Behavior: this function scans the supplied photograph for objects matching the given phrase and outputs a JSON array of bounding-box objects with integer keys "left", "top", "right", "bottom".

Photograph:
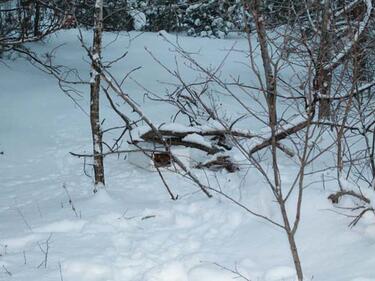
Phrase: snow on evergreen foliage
[
  {"left": 183, "top": 0, "right": 243, "bottom": 38},
  {"left": 131, "top": 0, "right": 247, "bottom": 38},
  {"left": 71, "top": 0, "right": 248, "bottom": 38},
  {"left": 130, "top": 0, "right": 185, "bottom": 32},
  {"left": 73, "top": 0, "right": 133, "bottom": 31},
  {"left": 129, "top": 9, "right": 147, "bottom": 31}
]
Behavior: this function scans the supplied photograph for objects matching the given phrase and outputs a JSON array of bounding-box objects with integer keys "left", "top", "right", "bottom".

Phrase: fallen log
[
  {"left": 133, "top": 136, "right": 223, "bottom": 155},
  {"left": 138, "top": 125, "right": 296, "bottom": 157},
  {"left": 328, "top": 190, "right": 371, "bottom": 204},
  {"left": 195, "top": 156, "right": 240, "bottom": 173}
]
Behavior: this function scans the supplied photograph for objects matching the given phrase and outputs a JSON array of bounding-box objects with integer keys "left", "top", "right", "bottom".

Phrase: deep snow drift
[{"left": 0, "top": 30, "right": 375, "bottom": 281}]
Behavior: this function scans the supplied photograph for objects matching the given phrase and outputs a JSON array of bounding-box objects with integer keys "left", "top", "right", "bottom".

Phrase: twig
[
  {"left": 212, "top": 262, "right": 251, "bottom": 281},
  {"left": 58, "top": 261, "right": 64, "bottom": 281},
  {"left": 328, "top": 190, "right": 371, "bottom": 204},
  {"left": 2, "top": 265, "right": 12, "bottom": 276},
  {"left": 141, "top": 215, "right": 156, "bottom": 220},
  {"left": 349, "top": 207, "right": 375, "bottom": 228},
  {"left": 15, "top": 207, "right": 33, "bottom": 232},
  {"left": 62, "top": 184, "right": 79, "bottom": 218},
  {"left": 155, "top": 166, "right": 178, "bottom": 200},
  {"left": 37, "top": 233, "right": 53, "bottom": 269}
]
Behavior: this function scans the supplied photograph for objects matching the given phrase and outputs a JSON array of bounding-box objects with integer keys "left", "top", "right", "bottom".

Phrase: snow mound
[
  {"left": 188, "top": 264, "right": 239, "bottom": 281},
  {"left": 83, "top": 189, "right": 118, "bottom": 208},
  {"left": 364, "top": 225, "right": 375, "bottom": 240},
  {"left": 182, "top": 133, "right": 212, "bottom": 149},
  {"left": 146, "top": 261, "right": 188, "bottom": 281},
  {"left": 34, "top": 219, "right": 87, "bottom": 233},
  {"left": 63, "top": 260, "right": 112, "bottom": 281},
  {"left": 0, "top": 234, "right": 42, "bottom": 251},
  {"left": 264, "top": 266, "right": 297, "bottom": 281}
]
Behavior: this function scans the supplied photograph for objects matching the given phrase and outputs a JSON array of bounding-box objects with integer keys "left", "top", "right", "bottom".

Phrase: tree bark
[
  {"left": 90, "top": 0, "right": 105, "bottom": 189},
  {"left": 315, "top": 0, "right": 332, "bottom": 120},
  {"left": 33, "top": 1, "right": 40, "bottom": 37},
  {"left": 247, "top": 1, "right": 304, "bottom": 279}
]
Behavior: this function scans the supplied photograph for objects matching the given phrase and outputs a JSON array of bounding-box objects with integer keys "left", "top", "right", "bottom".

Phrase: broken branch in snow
[
  {"left": 141, "top": 127, "right": 255, "bottom": 140},
  {"left": 138, "top": 126, "right": 295, "bottom": 157},
  {"left": 2, "top": 265, "right": 12, "bottom": 276},
  {"left": 195, "top": 156, "right": 239, "bottom": 173},
  {"left": 37, "top": 233, "right": 53, "bottom": 269},
  {"left": 211, "top": 262, "right": 251, "bottom": 281},
  {"left": 155, "top": 165, "right": 178, "bottom": 200},
  {"left": 328, "top": 190, "right": 371, "bottom": 204},
  {"left": 137, "top": 130, "right": 224, "bottom": 155},
  {"left": 349, "top": 207, "right": 375, "bottom": 227},
  {"left": 62, "top": 184, "right": 80, "bottom": 218}
]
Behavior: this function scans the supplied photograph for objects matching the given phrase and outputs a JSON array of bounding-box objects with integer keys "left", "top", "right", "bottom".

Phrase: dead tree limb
[
  {"left": 195, "top": 156, "right": 239, "bottom": 173},
  {"left": 249, "top": 120, "right": 309, "bottom": 155},
  {"left": 328, "top": 190, "right": 371, "bottom": 204}
]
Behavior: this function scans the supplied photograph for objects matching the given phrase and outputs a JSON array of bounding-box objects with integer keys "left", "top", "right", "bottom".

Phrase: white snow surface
[
  {"left": 0, "top": 30, "right": 375, "bottom": 281},
  {"left": 182, "top": 133, "right": 212, "bottom": 149}
]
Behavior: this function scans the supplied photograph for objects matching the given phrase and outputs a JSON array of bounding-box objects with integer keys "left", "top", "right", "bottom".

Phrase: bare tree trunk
[
  {"left": 90, "top": 0, "right": 105, "bottom": 189},
  {"left": 352, "top": 3, "right": 369, "bottom": 82},
  {"left": 33, "top": 1, "right": 40, "bottom": 37},
  {"left": 315, "top": 0, "right": 332, "bottom": 120},
  {"left": 249, "top": 1, "right": 304, "bottom": 279},
  {"left": 279, "top": 200, "right": 304, "bottom": 281},
  {"left": 353, "top": 38, "right": 368, "bottom": 82}
]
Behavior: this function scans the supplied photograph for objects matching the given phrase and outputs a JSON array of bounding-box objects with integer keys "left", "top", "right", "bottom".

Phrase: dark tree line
[
  {"left": 2, "top": 0, "right": 374, "bottom": 42},
  {"left": 0, "top": 0, "right": 66, "bottom": 56}
]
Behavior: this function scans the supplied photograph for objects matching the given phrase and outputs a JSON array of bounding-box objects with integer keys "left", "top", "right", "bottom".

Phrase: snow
[
  {"left": 1, "top": 234, "right": 43, "bottom": 252},
  {"left": 188, "top": 264, "right": 239, "bottom": 281},
  {"left": 182, "top": 133, "right": 212, "bottom": 149},
  {"left": 95, "top": 0, "right": 103, "bottom": 9},
  {"left": 92, "top": 53, "right": 100, "bottom": 61},
  {"left": 33, "top": 220, "right": 87, "bottom": 233},
  {"left": 127, "top": 142, "right": 164, "bottom": 171},
  {"left": 159, "top": 123, "right": 200, "bottom": 133},
  {"left": 63, "top": 260, "right": 112, "bottom": 281},
  {"left": 264, "top": 266, "right": 296, "bottom": 281},
  {"left": 0, "top": 29, "right": 375, "bottom": 281},
  {"left": 146, "top": 261, "right": 189, "bottom": 281},
  {"left": 129, "top": 10, "right": 146, "bottom": 31}
]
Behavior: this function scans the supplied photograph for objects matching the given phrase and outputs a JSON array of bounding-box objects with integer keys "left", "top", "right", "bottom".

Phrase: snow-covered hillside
[{"left": 0, "top": 30, "right": 374, "bottom": 281}]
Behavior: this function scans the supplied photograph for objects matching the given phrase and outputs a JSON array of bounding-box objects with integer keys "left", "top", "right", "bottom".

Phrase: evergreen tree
[{"left": 183, "top": 0, "right": 243, "bottom": 38}]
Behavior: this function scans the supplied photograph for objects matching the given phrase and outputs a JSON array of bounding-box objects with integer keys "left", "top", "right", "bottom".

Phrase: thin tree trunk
[
  {"left": 90, "top": 0, "right": 105, "bottom": 189},
  {"left": 33, "top": 1, "right": 40, "bottom": 36},
  {"left": 248, "top": 1, "right": 304, "bottom": 279},
  {"left": 315, "top": 0, "right": 332, "bottom": 120},
  {"left": 279, "top": 200, "right": 304, "bottom": 281}
]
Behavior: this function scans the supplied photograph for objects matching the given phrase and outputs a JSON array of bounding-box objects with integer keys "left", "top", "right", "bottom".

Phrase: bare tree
[
  {"left": 90, "top": 0, "right": 105, "bottom": 189},
  {"left": 305, "top": 0, "right": 373, "bottom": 119},
  {"left": 117, "top": 8, "right": 325, "bottom": 281}
]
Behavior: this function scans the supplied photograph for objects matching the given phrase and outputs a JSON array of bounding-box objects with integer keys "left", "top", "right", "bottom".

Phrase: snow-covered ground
[{"left": 1, "top": 30, "right": 375, "bottom": 281}]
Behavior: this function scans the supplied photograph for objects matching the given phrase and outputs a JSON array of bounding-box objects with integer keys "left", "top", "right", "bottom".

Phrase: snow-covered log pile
[
  {"left": 128, "top": 123, "right": 255, "bottom": 171},
  {"left": 132, "top": 123, "right": 255, "bottom": 154},
  {"left": 128, "top": 121, "right": 301, "bottom": 172}
]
